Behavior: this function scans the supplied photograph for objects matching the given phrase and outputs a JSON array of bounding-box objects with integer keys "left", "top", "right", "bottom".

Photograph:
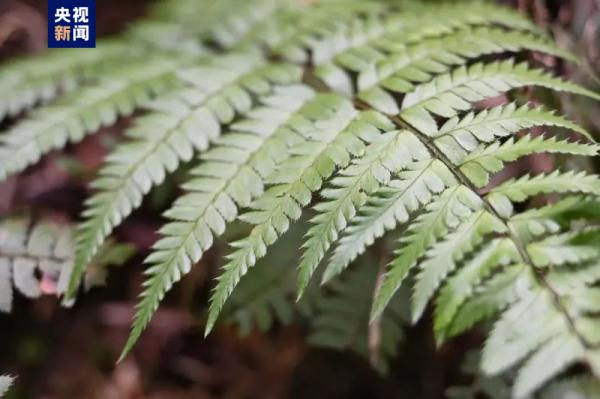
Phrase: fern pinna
[{"left": 1, "top": 0, "right": 600, "bottom": 396}]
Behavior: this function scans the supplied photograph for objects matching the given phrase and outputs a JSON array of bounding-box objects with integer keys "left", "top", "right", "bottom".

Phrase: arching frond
[
  {"left": 434, "top": 239, "right": 519, "bottom": 343},
  {"left": 435, "top": 103, "right": 594, "bottom": 164},
  {"left": 324, "top": 159, "right": 455, "bottom": 282},
  {"left": 372, "top": 185, "right": 484, "bottom": 319},
  {"left": 0, "top": 55, "right": 189, "bottom": 182},
  {"left": 69, "top": 59, "right": 302, "bottom": 297},
  {"left": 0, "top": 42, "right": 130, "bottom": 121},
  {"left": 488, "top": 170, "right": 600, "bottom": 217},
  {"left": 459, "top": 135, "right": 600, "bottom": 187},
  {"left": 120, "top": 85, "right": 317, "bottom": 358},
  {"left": 332, "top": 25, "right": 576, "bottom": 98},
  {"left": 398, "top": 60, "right": 600, "bottom": 134},
  {"left": 411, "top": 210, "right": 506, "bottom": 322},
  {"left": 205, "top": 98, "right": 393, "bottom": 334},
  {"left": 297, "top": 129, "right": 429, "bottom": 297},
  {"left": 1, "top": 1, "right": 600, "bottom": 395}
]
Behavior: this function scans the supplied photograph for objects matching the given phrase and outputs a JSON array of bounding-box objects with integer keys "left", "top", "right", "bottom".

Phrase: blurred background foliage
[{"left": 0, "top": 0, "right": 598, "bottom": 398}]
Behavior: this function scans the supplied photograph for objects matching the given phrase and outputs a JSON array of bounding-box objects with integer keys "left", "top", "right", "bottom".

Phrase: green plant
[
  {"left": 0, "top": 217, "right": 134, "bottom": 312},
  {"left": 0, "top": 375, "right": 13, "bottom": 398},
  {"left": 448, "top": 352, "right": 600, "bottom": 399},
  {"left": 2, "top": 0, "right": 600, "bottom": 396}
]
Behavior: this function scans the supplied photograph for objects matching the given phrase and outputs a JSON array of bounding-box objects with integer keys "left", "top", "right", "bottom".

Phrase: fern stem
[{"left": 368, "top": 244, "right": 388, "bottom": 368}]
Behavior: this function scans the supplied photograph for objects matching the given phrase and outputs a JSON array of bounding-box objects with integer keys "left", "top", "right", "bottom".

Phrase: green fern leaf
[
  {"left": 316, "top": 2, "right": 550, "bottom": 95},
  {"left": 0, "top": 42, "right": 130, "bottom": 121},
  {"left": 120, "top": 85, "right": 316, "bottom": 358},
  {"left": 526, "top": 229, "right": 600, "bottom": 267},
  {"left": 2, "top": 1, "right": 600, "bottom": 394},
  {"left": 297, "top": 129, "right": 429, "bottom": 298},
  {"left": 447, "top": 263, "right": 527, "bottom": 340},
  {"left": 323, "top": 159, "right": 455, "bottom": 282},
  {"left": 445, "top": 225, "right": 600, "bottom": 397},
  {"left": 459, "top": 135, "right": 600, "bottom": 187},
  {"left": 272, "top": 1, "right": 389, "bottom": 64},
  {"left": 352, "top": 26, "right": 577, "bottom": 102},
  {"left": 488, "top": 170, "right": 600, "bottom": 217},
  {"left": 371, "top": 185, "right": 483, "bottom": 320},
  {"left": 541, "top": 376, "right": 600, "bottom": 399},
  {"left": 434, "top": 103, "right": 594, "bottom": 165},
  {"left": 208, "top": 0, "right": 285, "bottom": 49},
  {"left": 0, "top": 56, "right": 188, "bottom": 182},
  {"left": 434, "top": 239, "right": 519, "bottom": 343},
  {"left": 143, "top": 0, "right": 287, "bottom": 51},
  {"left": 507, "top": 196, "right": 596, "bottom": 242},
  {"left": 483, "top": 290, "right": 587, "bottom": 398},
  {"left": 69, "top": 59, "right": 301, "bottom": 297},
  {"left": 411, "top": 210, "right": 506, "bottom": 322},
  {"left": 205, "top": 97, "right": 392, "bottom": 334},
  {"left": 398, "top": 60, "right": 600, "bottom": 134}
]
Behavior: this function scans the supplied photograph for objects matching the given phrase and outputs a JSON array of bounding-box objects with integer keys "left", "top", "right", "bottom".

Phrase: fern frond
[
  {"left": 0, "top": 43, "right": 130, "bottom": 121},
  {"left": 0, "top": 375, "right": 13, "bottom": 397},
  {"left": 488, "top": 170, "right": 600, "bottom": 217},
  {"left": 526, "top": 229, "right": 600, "bottom": 267},
  {"left": 459, "top": 135, "right": 600, "bottom": 187},
  {"left": 2, "top": 1, "right": 600, "bottom": 394},
  {"left": 348, "top": 26, "right": 575, "bottom": 100},
  {"left": 411, "top": 210, "right": 506, "bottom": 322},
  {"left": 449, "top": 354, "right": 600, "bottom": 399},
  {"left": 207, "top": 0, "right": 285, "bottom": 49},
  {"left": 0, "top": 218, "right": 72, "bottom": 312},
  {"left": 435, "top": 103, "right": 593, "bottom": 164},
  {"left": 69, "top": 58, "right": 301, "bottom": 297},
  {"left": 372, "top": 185, "right": 484, "bottom": 319},
  {"left": 398, "top": 60, "right": 600, "bottom": 134},
  {"left": 0, "top": 56, "right": 188, "bottom": 182},
  {"left": 309, "top": 260, "right": 409, "bottom": 374},
  {"left": 446, "top": 263, "right": 527, "bottom": 340},
  {"left": 120, "top": 85, "right": 316, "bottom": 358},
  {"left": 541, "top": 376, "right": 600, "bottom": 399},
  {"left": 435, "top": 102, "right": 591, "bottom": 140},
  {"left": 323, "top": 159, "right": 455, "bottom": 282},
  {"left": 205, "top": 98, "right": 393, "bottom": 334},
  {"left": 272, "top": 1, "right": 390, "bottom": 64},
  {"left": 434, "top": 239, "right": 519, "bottom": 343},
  {"left": 126, "top": 0, "right": 288, "bottom": 54},
  {"left": 434, "top": 207, "right": 600, "bottom": 397},
  {"left": 144, "top": 0, "right": 287, "bottom": 50},
  {"left": 395, "top": 2, "right": 541, "bottom": 34},
  {"left": 481, "top": 281, "right": 594, "bottom": 398},
  {"left": 507, "top": 196, "right": 595, "bottom": 241},
  {"left": 297, "top": 129, "right": 429, "bottom": 298},
  {"left": 0, "top": 217, "right": 132, "bottom": 312},
  {"left": 223, "top": 219, "right": 305, "bottom": 335}
]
